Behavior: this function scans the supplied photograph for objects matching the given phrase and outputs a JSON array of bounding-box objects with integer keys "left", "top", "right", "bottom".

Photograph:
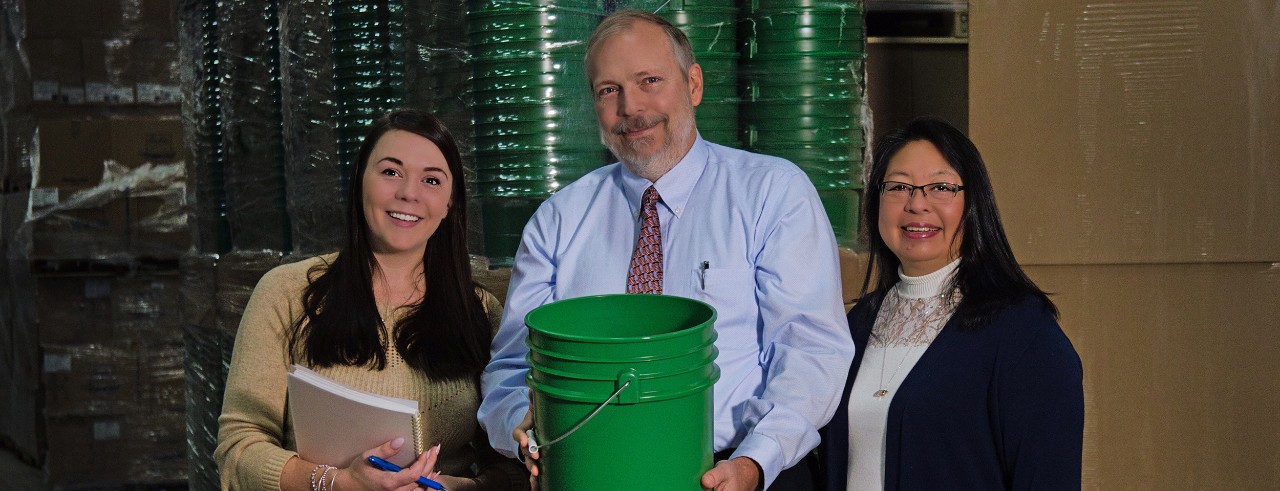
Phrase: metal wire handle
[{"left": 527, "top": 380, "right": 633, "bottom": 455}]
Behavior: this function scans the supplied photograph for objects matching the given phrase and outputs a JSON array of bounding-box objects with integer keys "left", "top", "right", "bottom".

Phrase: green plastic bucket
[{"left": 526, "top": 295, "right": 720, "bottom": 490}]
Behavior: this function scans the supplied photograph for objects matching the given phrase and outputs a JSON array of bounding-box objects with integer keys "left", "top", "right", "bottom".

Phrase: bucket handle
[{"left": 528, "top": 369, "right": 638, "bottom": 454}]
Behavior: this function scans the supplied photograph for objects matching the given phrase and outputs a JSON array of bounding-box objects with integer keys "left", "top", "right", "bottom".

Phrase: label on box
[
  {"left": 43, "top": 353, "right": 72, "bottom": 373},
  {"left": 111, "top": 86, "right": 136, "bottom": 104},
  {"left": 30, "top": 187, "right": 60, "bottom": 208},
  {"left": 32, "top": 80, "right": 59, "bottom": 101},
  {"left": 60, "top": 87, "right": 85, "bottom": 104},
  {"left": 136, "top": 83, "right": 181, "bottom": 104},
  {"left": 85, "top": 82, "right": 112, "bottom": 103},
  {"left": 93, "top": 420, "right": 122, "bottom": 440}
]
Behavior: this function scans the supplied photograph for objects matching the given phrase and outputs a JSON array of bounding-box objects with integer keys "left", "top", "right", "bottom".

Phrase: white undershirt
[{"left": 846, "top": 259, "right": 960, "bottom": 490}]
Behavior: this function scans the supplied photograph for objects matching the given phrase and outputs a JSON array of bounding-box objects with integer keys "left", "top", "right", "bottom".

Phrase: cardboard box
[
  {"left": 109, "top": 118, "right": 184, "bottom": 169},
  {"left": 129, "top": 40, "right": 181, "bottom": 104},
  {"left": 30, "top": 194, "right": 130, "bottom": 260},
  {"left": 138, "top": 343, "right": 185, "bottom": 414},
  {"left": 26, "top": 0, "right": 177, "bottom": 40},
  {"left": 42, "top": 344, "right": 138, "bottom": 417},
  {"left": 130, "top": 190, "right": 191, "bottom": 258},
  {"left": 27, "top": 38, "right": 84, "bottom": 104},
  {"left": 44, "top": 415, "right": 130, "bottom": 487},
  {"left": 102, "top": 0, "right": 179, "bottom": 40},
  {"left": 123, "top": 410, "right": 187, "bottom": 483},
  {"left": 36, "top": 276, "right": 114, "bottom": 345},
  {"left": 112, "top": 274, "right": 183, "bottom": 342},
  {"left": 81, "top": 38, "right": 136, "bottom": 104},
  {"left": 34, "top": 119, "right": 111, "bottom": 193}
]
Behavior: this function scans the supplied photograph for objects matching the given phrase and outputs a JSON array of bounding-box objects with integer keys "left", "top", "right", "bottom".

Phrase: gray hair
[{"left": 585, "top": 10, "right": 696, "bottom": 78}]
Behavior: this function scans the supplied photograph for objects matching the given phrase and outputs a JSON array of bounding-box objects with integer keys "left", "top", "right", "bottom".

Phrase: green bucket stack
[
  {"left": 658, "top": 0, "right": 741, "bottom": 148},
  {"left": 740, "top": 0, "right": 865, "bottom": 246},
  {"left": 332, "top": 0, "right": 407, "bottom": 192},
  {"left": 468, "top": 0, "right": 605, "bottom": 265},
  {"left": 525, "top": 294, "right": 720, "bottom": 490}
]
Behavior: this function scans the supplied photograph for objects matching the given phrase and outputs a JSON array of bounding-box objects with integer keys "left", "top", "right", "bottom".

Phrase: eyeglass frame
[{"left": 878, "top": 181, "right": 966, "bottom": 204}]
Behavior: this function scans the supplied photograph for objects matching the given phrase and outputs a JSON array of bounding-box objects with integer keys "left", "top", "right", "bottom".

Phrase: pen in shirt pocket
[{"left": 699, "top": 261, "right": 709, "bottom": 289}]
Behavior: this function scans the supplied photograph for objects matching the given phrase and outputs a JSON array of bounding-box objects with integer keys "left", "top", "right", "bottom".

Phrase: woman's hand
[{"left": 333, "top": 437, "right": 440, "bottom": 491}]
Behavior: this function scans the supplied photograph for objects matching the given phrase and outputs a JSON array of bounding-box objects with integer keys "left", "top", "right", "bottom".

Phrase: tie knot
[{"left": 642, "top": 186, "right": 660, "bottom": 207}]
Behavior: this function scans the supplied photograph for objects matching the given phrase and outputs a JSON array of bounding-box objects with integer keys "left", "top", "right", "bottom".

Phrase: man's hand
[
  {"left": 513, "top": 409, "right": 540, "bottom": 490},
  {"left": 700, "top": 456, "right": 762, "bottom": 491}
]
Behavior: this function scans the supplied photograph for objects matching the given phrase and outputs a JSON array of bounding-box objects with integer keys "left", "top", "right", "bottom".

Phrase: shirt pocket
[{"left": 691, "top": 267, "right": 757, "bottom": 350}]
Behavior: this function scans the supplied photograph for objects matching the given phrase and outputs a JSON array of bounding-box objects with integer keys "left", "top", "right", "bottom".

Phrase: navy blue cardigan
[{"left": 819, "top": 295, "right": 1084, "bottom": 490}]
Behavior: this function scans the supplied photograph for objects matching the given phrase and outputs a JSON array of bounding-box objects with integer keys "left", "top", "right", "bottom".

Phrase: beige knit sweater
[{"left": 214, "top": 255, "right": 526, "bottom": 490}]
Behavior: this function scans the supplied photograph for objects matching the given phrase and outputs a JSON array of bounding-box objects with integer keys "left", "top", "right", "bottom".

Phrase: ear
[{"left": 687, "top": 62, "right": 704, "bottom": 107}]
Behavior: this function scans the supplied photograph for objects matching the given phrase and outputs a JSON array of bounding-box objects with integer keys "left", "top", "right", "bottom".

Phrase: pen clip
[{"left": 699, "top": 261, "right": 709, "bottom": 289}]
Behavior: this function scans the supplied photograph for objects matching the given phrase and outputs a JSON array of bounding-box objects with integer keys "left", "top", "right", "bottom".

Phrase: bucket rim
[{"left": 525, "top": 294, "right": 717, "bottom": 343}]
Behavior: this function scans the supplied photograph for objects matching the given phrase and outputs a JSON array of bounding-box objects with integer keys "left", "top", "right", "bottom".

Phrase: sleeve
[
  {"left": 998, "top": 308, "right": 1085, "bottom": 490},
  {"left": 478, "top": 205, "right": 558, "bottom": 458},
  {"left": 214, "top": 266, "right": 301, "bottom": 490},
  {"left": 731, "top": 171, "right": 857, "bottom": 488}
]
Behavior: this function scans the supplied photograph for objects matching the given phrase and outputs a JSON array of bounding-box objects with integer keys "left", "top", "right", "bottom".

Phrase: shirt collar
[{"left": 618, "top": 134, "right": 709, "bottom": 218}]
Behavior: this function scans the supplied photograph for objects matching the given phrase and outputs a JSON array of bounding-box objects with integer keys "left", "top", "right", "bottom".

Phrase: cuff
[{"left": 730, "top": 435, "right": 784, "bottom": 490}]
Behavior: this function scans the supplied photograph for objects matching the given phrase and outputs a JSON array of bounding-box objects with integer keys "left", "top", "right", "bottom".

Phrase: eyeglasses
[{"left": 879, "top": 181, "right": 965, "bottom": 204}]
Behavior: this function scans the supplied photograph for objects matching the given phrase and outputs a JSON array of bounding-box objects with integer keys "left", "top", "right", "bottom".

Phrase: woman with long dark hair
[
  {"left": 820, "top": 117, "right": 1084, "bottom": 489},
  {"left": 217, "top": 109, "right": 527, "bottom": 490}
]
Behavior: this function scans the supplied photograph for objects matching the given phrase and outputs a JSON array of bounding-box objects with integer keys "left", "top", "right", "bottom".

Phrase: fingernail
[{"left": 391, "top": 437, "right": 405, "bottom": 449}]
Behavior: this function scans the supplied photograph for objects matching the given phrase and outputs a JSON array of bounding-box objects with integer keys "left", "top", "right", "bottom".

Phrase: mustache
[{"left": 611, "top": 114, "right": 666, "bottom": 135}]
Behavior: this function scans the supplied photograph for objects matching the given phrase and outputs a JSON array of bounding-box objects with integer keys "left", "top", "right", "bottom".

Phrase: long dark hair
[
  {"left": 288, "top": 109, "right": 490, "bottom": 380},
  {"left": 860, "top": 116, "right": 1057, "bottom": 330}
]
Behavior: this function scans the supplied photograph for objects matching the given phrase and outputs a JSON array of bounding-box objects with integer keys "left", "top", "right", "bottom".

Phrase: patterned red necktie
[{"left": 626, "top": 186, "right": 663, "bottom": 294}]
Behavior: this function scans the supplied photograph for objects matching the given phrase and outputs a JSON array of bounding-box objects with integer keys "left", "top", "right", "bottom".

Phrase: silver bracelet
[
  {"left": 310, "top": 464, "right": 323, "bottom": 491},
  {"left": 318, "top": 466, "right": 335, "bottom": 491}
]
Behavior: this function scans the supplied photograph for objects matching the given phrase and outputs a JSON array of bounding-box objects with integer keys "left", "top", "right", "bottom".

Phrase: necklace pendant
[{"left": 873, "top": 389, "right": 888, "bottom": 398}]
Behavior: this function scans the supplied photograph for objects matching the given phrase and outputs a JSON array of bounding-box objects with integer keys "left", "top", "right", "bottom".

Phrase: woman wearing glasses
[{"left": 820, "top": 117, "right": 1083, "bottom": 490}]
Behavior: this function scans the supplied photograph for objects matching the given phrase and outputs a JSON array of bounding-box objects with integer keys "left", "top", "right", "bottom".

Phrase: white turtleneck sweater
[{"left": 846, "top": 258, "right": 961, "bottom": 490}]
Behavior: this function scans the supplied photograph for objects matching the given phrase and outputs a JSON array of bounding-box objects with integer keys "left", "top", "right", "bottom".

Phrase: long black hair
[
  {"left": 860, "top": 116, "right": 1057, "bottom": 331},
  {"left": 288, "top": 109, "right": 490, "bottom": 380}
]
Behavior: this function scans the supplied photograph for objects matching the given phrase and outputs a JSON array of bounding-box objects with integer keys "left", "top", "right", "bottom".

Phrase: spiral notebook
[{"left": 287, "top": 365, "right": 423, "bottom": 467}]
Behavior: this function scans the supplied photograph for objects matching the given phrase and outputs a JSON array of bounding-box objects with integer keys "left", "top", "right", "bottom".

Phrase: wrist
[
  {"left": 330, "top": 468, "right": 351, "bottom": 491},
  {"left": 731, "top": 457, "right": 763, "bottom": 491}
]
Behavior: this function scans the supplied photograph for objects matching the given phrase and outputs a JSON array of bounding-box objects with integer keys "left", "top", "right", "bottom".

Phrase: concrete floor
[{"left": 0, "top": 446, "right": 49, "bottom": 491}]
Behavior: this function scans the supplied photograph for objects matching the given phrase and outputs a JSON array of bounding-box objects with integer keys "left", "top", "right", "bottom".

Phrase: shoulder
[
  {"left": 251, "top": 254, "right": 331, "bottom": 299},
  {"left": 260, "top": 254, "right": 331, "bottom": 285},
  {"left": 704, "top": 142, "right": 808, "bottom": 183},
  {"left": 538, "top": 163, "right": 622, "bottom": 208},
  {"left": 986, "top": 296, "right": 1079, "bottom": 367}
]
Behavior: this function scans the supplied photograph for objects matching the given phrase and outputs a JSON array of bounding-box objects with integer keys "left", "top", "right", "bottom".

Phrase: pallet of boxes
[{"left": 21, "top": 0, "right": 191, "bottom": 487}]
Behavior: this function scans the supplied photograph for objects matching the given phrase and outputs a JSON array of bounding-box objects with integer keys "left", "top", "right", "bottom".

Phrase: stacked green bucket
[
  {"left": 740, "top": 0, "right": 865, "bottom": 246},
  {"left": 468, "top": 0, "right": 605, "bottom": 265},
  {"left": 332, "top": 0, "right": 407, "bottom": 191},
  {"left": 657, "top": 0, "right": 741, "bottom": 148}
]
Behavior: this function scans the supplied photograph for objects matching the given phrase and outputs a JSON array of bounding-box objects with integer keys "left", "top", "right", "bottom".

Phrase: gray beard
[{"left": 600, "top": 113, "right": 696, "bottom": 181}]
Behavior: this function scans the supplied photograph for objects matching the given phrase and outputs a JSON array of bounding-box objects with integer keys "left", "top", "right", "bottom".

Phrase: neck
[{"left": 372, "top": 251, "right": 426, "bottom": 306}]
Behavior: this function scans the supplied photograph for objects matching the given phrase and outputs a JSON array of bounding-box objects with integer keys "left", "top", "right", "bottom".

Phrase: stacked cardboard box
[
  {"left": 25, "top": 0, "right": 179, "bottom": 106},
  {"left": 37, "top": 272, "right": 188, "bottom": 487},
  {"left": 29, "top": 117, "right": 189, "bottom": 260}
]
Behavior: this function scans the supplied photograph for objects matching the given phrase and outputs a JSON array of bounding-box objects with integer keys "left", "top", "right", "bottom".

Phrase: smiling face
[
  {"left": 361, "top": 129, "right": 453, "bottom": 262},
  {"left": 878, "top": 140, "right": 966, "bottom": 276},
  {"left": 588, "top": 20, "right": 703, "bottom": 181}
]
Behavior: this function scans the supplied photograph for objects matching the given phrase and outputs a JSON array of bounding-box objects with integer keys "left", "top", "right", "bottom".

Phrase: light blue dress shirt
[{"left": 478, "top": 136, "right": 855, "bottom": 488}]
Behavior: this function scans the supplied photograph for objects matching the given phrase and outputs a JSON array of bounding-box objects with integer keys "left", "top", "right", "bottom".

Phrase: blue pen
[{"left": 366, "top": 455, "right": 446, "bottom": 490}]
